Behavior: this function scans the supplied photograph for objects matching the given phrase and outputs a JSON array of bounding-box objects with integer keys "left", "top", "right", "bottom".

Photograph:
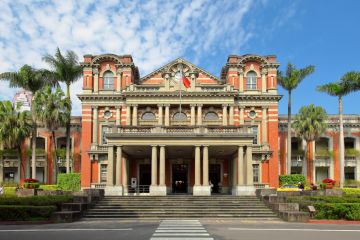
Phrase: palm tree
[
  {"left": 293, "top": 104, "right": 327, "bottom": 184},
  {"left": 33, "top": 86, "right": 71, "bottom": 183},
  {"left": 0, "top": 65, "right": 56, "bottom": 179},
  {"left": 317, "top": 72, "right": 360, "bottom": 188},
  {"left": 0, "top": 101, "right": 32, "bottom": 181},
  {"left": 43, "top": 48, "right": 82, "bottom": 173},
  {"left": 278, "top": 63, "right": 315, "bottom": 174}
]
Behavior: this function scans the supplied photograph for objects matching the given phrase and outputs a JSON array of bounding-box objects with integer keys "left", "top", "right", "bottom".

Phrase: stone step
[
  {"left": 92, "top": 206, "right": 269, "bottom": 209},
  {"left": 83, "top": 214, "right": 278, "bottom": 218}
]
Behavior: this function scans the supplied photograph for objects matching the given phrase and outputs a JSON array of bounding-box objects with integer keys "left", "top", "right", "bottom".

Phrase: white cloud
[{"left": 0, "top": 0, "right": 256, "bottom": 115}]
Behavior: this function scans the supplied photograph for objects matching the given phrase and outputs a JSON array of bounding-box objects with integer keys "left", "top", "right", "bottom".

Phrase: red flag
[{"left": 182, "top": 76, "right": 191, "bottom": 88}]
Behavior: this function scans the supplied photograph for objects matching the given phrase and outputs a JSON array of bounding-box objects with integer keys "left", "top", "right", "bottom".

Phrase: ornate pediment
[{"left": 140, "top": 58, "right": 222, "bottom": 84}]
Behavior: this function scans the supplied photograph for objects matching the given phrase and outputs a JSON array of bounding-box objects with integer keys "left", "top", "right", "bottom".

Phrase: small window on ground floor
[
  {"left": 345, "top": 167, "right": 355, "bottom": 180},
  {"left": 291, "top": 166, "right": 302, "bottom": 174},
  {"left": 101, "top": 164, "right": 107, "bottom": 183},
  {"left": 253, "top": 164, "right": 259, "bottom": 183}
]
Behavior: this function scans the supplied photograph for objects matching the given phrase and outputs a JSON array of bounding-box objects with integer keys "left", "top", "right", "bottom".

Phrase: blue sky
[{"left": 0, "top": 0, "right": 359, "bottom": 115}]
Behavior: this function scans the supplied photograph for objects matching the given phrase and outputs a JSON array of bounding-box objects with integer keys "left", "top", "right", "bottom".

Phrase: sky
[{"left": 0, "top": 0, "right": 359, "bottom": 116}]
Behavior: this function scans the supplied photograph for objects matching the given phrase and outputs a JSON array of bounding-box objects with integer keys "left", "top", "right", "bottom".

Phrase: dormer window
[
  {"left": 173, "top": 112, "right": 187, "bottom": 120},
  {"left": 246, "top": 71, "right": 257, "bottom": 90},
  {"left": 204, "top": 112, "right": 219, "bottom": 121},
  {"left": 142, "top": 112, "right": 156, "bottom": 120},
  {"left": 103, "top": 71, "right": 114, "bottom": 90}
]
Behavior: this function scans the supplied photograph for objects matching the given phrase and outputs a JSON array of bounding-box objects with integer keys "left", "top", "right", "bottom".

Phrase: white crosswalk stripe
[{"left": 150, "top": 220, "right": 214, "bottom": 240}]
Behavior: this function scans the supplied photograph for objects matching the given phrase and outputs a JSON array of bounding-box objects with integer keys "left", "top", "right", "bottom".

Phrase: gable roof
[{"left": 140, "top": 57, "right": 223, "bottom": 84}]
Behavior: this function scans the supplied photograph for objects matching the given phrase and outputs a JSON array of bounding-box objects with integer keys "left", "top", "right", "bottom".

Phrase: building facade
[
  {"left": 1, "top": 54, "right": 359, "bottom": 195},
  {"left": 78, "top": 54, "right": 281, "bottom": 196}
]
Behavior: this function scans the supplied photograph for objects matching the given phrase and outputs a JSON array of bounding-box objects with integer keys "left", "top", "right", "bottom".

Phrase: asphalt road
[{"left": 0, "top": 219, "right": 360, "bottom": 240}]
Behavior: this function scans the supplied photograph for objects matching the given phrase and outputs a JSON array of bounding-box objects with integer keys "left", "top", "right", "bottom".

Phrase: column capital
[
  {"left": 194, "top": 144, "right": 202, "bottom": 147},
  {"left": 115, "top": 106, "right": 121, "bottom": 109},
  {"left": 151, "top": 145, "right": 158, "bottom": 147},
  {"left": 157, "top": 104, "right": 164, "bottom": 107},
  {"left": 202, "top": 145, "right": 209, "bottom": 147},
  {"left": 131, "top": 104, "right": 138, "bottom": 107},
  {"left": 222, "top": 104, "right": 229, "bottom": 108},
  {"left": 190, "top": 104, "right": 197, "bottom": 107},
  {"left": 164, "top": 104, "right": 170, "bottom": 107},
  {"left": 239, "top": 106, "right": 245, "bottom": 109},
  {"left": 91, "top": 106, "right": 99, "bottom": 110},
  {"left": 261, "top": 69, "right": 268, "bottom": 75},
  {"left": 262, "top": 106, "right": 269, "bottom": 110},
  {"left": 196, "top": 104, "right": 203, "bottom": 107},
  {"left": 159, "top": 145, "right": 166, "bottom": 147}
]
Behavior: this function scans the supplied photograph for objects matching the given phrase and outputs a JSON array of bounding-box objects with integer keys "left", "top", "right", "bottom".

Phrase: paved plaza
[{"left": 1, "top": 219, "right": 360, "bottom": 240}]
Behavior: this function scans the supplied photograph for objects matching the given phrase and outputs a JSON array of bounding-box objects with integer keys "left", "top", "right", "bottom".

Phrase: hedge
[
  {"left": 39, "top": 185, "right": 62, "bottom": 191},
  {"left": 279, "top": 174, "right": 306, "bottom": 186},
  {"left": 0, "top": 205, "right": 56, "bottom": 220},
  {"left": 0, "top": 195, "right": 73, "bottom": 206},
  {"left": 4, "top": 187, "right": 16, "bottom": 196},
  {"left": 342, "top": 188, "right": 360, "bottom": 195},
  {"left": 314, "top": 203, "right": 360, "bottom": 220},
  {"left": 57, "top": 173, "right": 81, "bottom": 192}
]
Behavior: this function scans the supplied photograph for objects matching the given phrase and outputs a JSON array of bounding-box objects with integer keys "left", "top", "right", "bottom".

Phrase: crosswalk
[{"left": 150, "top": 219, "right": 214, "bottom": 240}]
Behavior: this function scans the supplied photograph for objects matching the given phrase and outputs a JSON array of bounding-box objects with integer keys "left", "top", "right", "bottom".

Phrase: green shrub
[
  {"left": 0, "top": 195, "right": 73, "bottom": 206},
  {"left": 4, "top": 187, "right": 16, "bottom": 196},
  {"left": 57, "top": 173, "right": 81, "bottom": 192},
  {"left": 314, "top": 203, "right": 360, "bottom": 220},
  {"left": 342, "top": 188, "right": 360, "bottom": 195},
  {"left": 39, "top": 185, "right": 61, "bottom": 191},
  {"left": 0, "top": 205, "right": 56, "bottom": 220},
  {"left": 279, "top": 174, "right": 306, "bottom": 186}
]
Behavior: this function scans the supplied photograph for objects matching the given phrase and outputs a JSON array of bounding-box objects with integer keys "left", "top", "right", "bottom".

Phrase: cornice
[
  {"left": 237, "top": 94, "right": 282, "bottom": 101},
  {"left": 77, "top": 94, "right": 125, "bottom": 101},
  {"left": 122, "top": 91, "right": 238, "bottom": 97}
]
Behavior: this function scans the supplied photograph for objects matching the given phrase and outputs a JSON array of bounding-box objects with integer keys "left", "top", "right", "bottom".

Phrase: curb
[
  {"left": 0, "top": 220, "right": 54, "bottom": 225},
  {"left": 308, "top": 219, "right": 360, "bottom": 224}
]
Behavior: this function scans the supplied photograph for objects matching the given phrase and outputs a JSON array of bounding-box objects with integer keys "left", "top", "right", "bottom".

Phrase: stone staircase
[{"left": 82, "top": 195, "right": 279, "bottom": 219}]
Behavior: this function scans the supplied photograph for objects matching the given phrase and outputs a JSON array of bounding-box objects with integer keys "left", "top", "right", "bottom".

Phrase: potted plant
[
  {"left": 322, "top": 178, "right": 336, "bottom": 189},
  {"left": 23, "top": 178, "right": 40, "bottom": 189}
]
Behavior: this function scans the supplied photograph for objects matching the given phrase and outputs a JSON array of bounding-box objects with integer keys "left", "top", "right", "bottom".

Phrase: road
[{"left": 0, "top": 219, "right": 360, "bottom": 240}]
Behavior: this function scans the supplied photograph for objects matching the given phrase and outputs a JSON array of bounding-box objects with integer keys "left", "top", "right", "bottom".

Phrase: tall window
[
  {"left": 252, "top": 126, "right": 258, "bottom": 144},
  {"left": 103, "top": 71, "right": 114, "bottom": 90},
  {"left": 253, "top": 164, "right": 259, "bottom": 183},
  {"left": 246, "top": 71, "right": 257, "bottom": 90},
  {"left": 102, "top": 126, "right": 109, "bottom": 144},
  {"left": 100, "top": 165, "right": 107, "bottom": 183}
]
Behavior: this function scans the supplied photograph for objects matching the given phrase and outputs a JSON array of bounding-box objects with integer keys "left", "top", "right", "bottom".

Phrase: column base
[
  {"left": 193, "top": 185, "right": 211, "bottom": 196},
  {"left": 232, "top": 185, "right": 256, "bottom": 196},
  {"left": 105, "top": 186, "right": 123, "bottom": 196},
  {"left": 150, "top": 185, "right": 167, "bottom": 196}
]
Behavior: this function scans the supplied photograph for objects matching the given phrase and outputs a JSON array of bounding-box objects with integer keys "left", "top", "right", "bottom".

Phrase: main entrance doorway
[
  {"left": 209, "top": 164, "right": 221, "bottom": 193},
  {"left": 172, "top": 164, "right": 188, "bottom": 194}
]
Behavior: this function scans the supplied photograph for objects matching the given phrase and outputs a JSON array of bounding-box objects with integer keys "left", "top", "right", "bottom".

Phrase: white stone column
[
  {"left": 202, "top": 145, "right": 209, "bottom": 186},
  {"left": 262, "top": 107, "right": 268, "bottom": 144},
  {"left": 237, "top": 146, "right": 244, "bottom": 186},
  {"left": 116, "top": 70, "right": 122, "bottom": 92},
  {"left": 116, "top": 106, "right": 121, "bottom": 126},
  {"left": 158, "top": 104, "right": 163, "bottom": 125},
  {"left": 194, "top": 146, "right": 201, "bottom": 186},
  {"left": 164, "top": 104, "right": 170, "bottom": 126},
  {"left": 93, "top": 70, "right": 99, "bottom": 93},
  {"left": 232, "top": 157, "right": 236, "bottom": 187},
  {"left": 92, "top": 106, "right": 98, "bottom": 144},
  {"left": 159, "top": 145, "right": 165, "bottom": 186},
  {"left": 239, "top": 106, "right": 245, "bottom": 125},
  {"left": 229, "top": 105, "right": 234, "bottom": 125},
  {"left": 132, "top": 104, "right": 138, "bottom": 126},
  {"left": 126, "top": 105, "right": 131, "bottom": 126},
  {"left": 222, "top": 104, "right": 228, "bottom": 126},
  {"left": 197, "top": 104, "right": 202, "bottom": 126},
  {"left": 190, "top": 104, "right": 196, "bottom": 126},
  {"left": 261, "top": 69, "right": 267, "bottom": 93},
  {"left": 246, "top": 146, "right": 253, "bottom": 185},
  {"left": 116, "top": 146, "right": 122, "bottom": 186},
  {"left": 107, "top": 146, "right": 114, "bottom": 186},
  {"left": 123, "top": 157, "right": 128, "bottom": 193},
  {"left": 151, "top": 145, "right": 158, "bottom": 186},
  {"left": 239, "top": 70, "right": 244, "bottom": 93}
]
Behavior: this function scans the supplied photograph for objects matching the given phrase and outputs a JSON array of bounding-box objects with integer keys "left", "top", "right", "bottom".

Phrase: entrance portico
[{"left": 101, "top": 126, "right": 257, "bottom": 196}]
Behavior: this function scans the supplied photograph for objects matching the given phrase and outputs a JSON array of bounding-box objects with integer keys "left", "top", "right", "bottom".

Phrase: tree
[
  {"left": 0, "top": 65, "right": 56, "bottom": 179},
  {"left": 33, "top": 86, "right": 71, "bottom": 183},
  {"left": 43, "top": 48, "right": 82, "bottom": 173},
  {"left": 278, "top": 63, "right": 315, "bottom": 174},
  {"left": 317, "top": 71, "right": 360, "bottom": 188},
  {"left": 0, "top": 101, "right": 32, "bottom": 180},
  {"left": 293, "top": 104, "right": 327, "bottom": 184}
]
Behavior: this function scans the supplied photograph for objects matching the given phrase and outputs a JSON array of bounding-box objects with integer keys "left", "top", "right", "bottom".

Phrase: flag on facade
[{"left": 175, "top": 71, "right": 191, "bottom": 88}]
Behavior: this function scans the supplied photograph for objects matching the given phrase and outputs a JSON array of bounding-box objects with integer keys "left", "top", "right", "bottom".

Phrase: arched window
[
  {"left": 142, "top": 112, "right": 156, "bottom": 120},
  {"left": 204, "top": 112, "right": 219, "bottom": 121},
  {"left": 246, "top": 71, "right": 257, "bottom": 90},
  {"left": 103, "top": 71, "right": 114, "bottom": 90},
  {"left": 173, "top": 112, "right": 187, "bottom": 120}
]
